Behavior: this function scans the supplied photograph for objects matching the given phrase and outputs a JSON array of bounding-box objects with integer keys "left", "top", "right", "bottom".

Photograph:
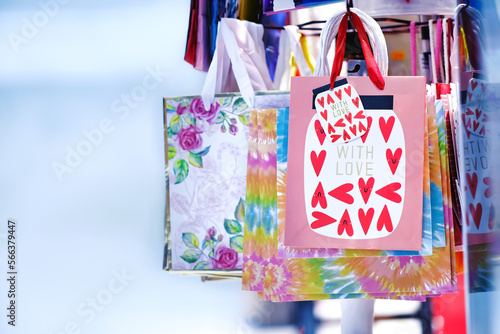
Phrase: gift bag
[
  {"left": 164, "top": 18, "right": 289, "bottom": 275},
  {"left": 243, "top": 9, "right": 456, "bottom": 302},
  {"left": 284, "top": 10, "right": 426, "bottom": 251}
]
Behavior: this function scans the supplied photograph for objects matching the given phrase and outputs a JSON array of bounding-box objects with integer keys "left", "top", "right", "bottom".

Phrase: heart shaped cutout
[
  {"left": 469, "top": 203, "right": 483, "bottom": 229},
  {"left": 352, "top": 97, "right": 360, "bottom": 108},
  {"left": 327, "top": 93, "right": 335, "bottom": 105},
  {"left": 320, "top": 109, "right": 328, "bottom": 121},
  {"left": 311, "top": 211, "right": 336, "bottom": 229},
  {"left": 361, "top": 116, "right": 373, "bottom": 143},
  {"left": 354, "top": 110, "right": 365, "bottom": 119},
  {"left": 489, "top": 204, "right": 495, "bottom": 230},
  {"left": 334, "top": 118, "right": 346, "bottom": 127},
  {"left": 479, "top": 125, "right": 486, "bottom": 136},
  {"left": 335, "top": 89, "right": 342, "bottom": 100},
  {"left": 311, "top": 150, "right": 326, "bottom": 177},
  {"left": 328, "top": 123, "right": 335, "bottom": 134},
  {"left": 473, "top": 120, "right": 480, "bottom": 132},
  {"left": 476, "top": 109, "right": 482, "bottom": 120},
  {"left": 338, "top": 209, "right": 354, "bottom": 237},
  {"left": 358, "top": 208, "right": 375, "bottom": 235},
  {"left": 386, "top": 148, "right": 402, "bottom": 175},
  {"left": 358, "top": 177, "right": 375, "bottom": 204},
  {"left": 342, "top": 129, "right": 351, "bottom": 141},
  {"left": 311, "top": 182, "right": 327, "bottom": 209},
  {"left": 379, "top": 116, "right": 395, "bottom": 143},
  {"left": 330, "top": 134, "right": 342, "bottom": 143},
  {"left": 344, "top": 85, "right": 352, "bottom": 97},
  {"left": 471, "top": 80, "right": 478, "bottom": 91},
  {"left": 328, "top": 183, "right": 354, "bottom": 204},
  {"left": 377, "top": 205, "right": 393, "bottom": 232},
  {"left": 484, "top": 177, "right": 493, "bottom": 198},
  {"left": 317, "top": 96, "right": 325, "bottom": 108},
  {"left": 345, "top": 113, "right": 352, "bottom": 124},
  {"left": 375, "top": 182, "right": 402, "bottom": 203},
  {"left": 349, "top": 124, "right": 357, "bottom": 136},
  {"left": 315, "top": 120, "right": 326, "bottom": 145}
]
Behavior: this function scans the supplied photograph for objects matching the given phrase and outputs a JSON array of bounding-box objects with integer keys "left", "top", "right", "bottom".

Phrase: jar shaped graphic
[
  {"left": 462, "top": 77, "right": 494, "bottom": 234},
  {"left": 304, "top": 86, "right": 406, "bottom": 239}
]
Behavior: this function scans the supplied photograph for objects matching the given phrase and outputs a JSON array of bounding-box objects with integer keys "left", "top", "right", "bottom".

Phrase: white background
[{"left": 0, "top": 1, "right": 252, "bottom": 333}]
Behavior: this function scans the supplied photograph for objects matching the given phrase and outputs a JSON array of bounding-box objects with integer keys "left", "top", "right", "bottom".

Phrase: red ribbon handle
[{"left": 330, "top": 12, "right": 385, "bottom": 90}]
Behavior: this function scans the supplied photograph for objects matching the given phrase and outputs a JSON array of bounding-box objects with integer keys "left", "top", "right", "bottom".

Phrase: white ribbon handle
[
  {"left": 202, "top": 18, "right": 273, "bottom": 110},
  {"left": 313, "top": 8, "right": 388, "bottom": 77}
]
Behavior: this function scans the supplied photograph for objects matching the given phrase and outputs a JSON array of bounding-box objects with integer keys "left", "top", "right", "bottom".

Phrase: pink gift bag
[{"left": 284, "top": 11, "right": 426, "bottom": 250}]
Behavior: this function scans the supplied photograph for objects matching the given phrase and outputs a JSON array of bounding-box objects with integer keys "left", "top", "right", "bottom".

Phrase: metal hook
[
  {"left": 464, "top": 0, "right": 469, "bottom": 8},
  {"left": 346, "top": 0, "right": 353, "bottom": 13}
]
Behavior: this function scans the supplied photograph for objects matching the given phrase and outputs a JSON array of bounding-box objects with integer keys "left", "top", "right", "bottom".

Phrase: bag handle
[
  {"left": 201, "top": 18, "right": 273, "bottom": 110},
  {"left": 274, "top": 25, "right": 313, "bottom": 90},
  {"left": 314, "top": 8, "right": 388, "bottom": 87},
  {"left": 330, "top": 11, "right": 385, "bottom": 90}
]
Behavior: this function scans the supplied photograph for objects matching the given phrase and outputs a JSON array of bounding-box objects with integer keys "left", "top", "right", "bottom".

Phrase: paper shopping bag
[{"left": 284, "top": 76, "right": 426, "bottom": 251}]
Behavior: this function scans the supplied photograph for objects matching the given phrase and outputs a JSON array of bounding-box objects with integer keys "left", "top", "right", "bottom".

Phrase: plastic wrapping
[{"left": 354, "top": 0, "right": 457, "bottom": 17}]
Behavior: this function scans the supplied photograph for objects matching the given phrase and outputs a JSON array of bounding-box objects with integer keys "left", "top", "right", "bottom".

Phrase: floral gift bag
[
  {"left": 163, "top": 17, "right": 290, "bottom": 275},
  {"left": 164, "top": 93, "right": 289, "bottom": 274}
]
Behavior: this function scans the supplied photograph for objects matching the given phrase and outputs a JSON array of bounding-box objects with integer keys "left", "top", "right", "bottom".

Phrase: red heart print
[
  {"left": 471, "top": 80, "right": 478, "bottom": 91},
  {"left": 315, "top": 120, "right": 326, "bottom": 145},
  {"left": 488, "top": 204, "right": 495, "bottom": 230},
  {"left": 484, "top": 177, "right": 493, "bottom": 198},
  {"left": 463, "top": 113, "right": 471, "bottom": 129},
  {"left": 361, "top": 117, "right": 372, "bottom": 143},
  {"left": 320, "top": 109, "right": 328, "bottom": 121},
  {"left": 469, "top": 203, "right": 483, "bottom": 229},
  {"left": 377, "top": 205, "right": 393, "bottom": 232},
  {"left": 328, "top": 183, "right": 354, "bottom": 204},
  {"left": 465, "top": 173, "right": 477, "bottom": 199},
  {"left": 473, "top": 121, "right": 480, "bottom": 132},
  {"left": 379, "top": 116, "right": 395, "bottom": 143},
  {"left": 479, "top": 126, "right": 486, "bottom": 136},
  {"left": 468, "top": 92, "right": 472, "bottom": 101},
  {"left": 349, "top": 124, "right": 357, "bottom": 136},
  {"left": 345, "top": 113, "right": 352, "bottom": 124},
  {"left": 481, "top": 83, "right": 487, "bottom": 93},
  {"left": 338, "top": 209, "right": 354, "bottom": 237},
  {"left": 354, "top": 110, "right": 365, "bottom": 119},
  {"left": 358, "top": 177, "right": 375, "bottom": 204},
  {"left": 335, "top": 89, "right": 342, "bottom": 100},
  {"left": 386, "top": 148, "right": 402, "bottom": 175},
  {"left": 476, "top": 109, "right": 482, "bottom": 120},
  {"left": 352, "top": 97, "right": 360, "bottom": 108},
  {"left": 330, "top": 134, "right": 342, "bottom": 143},
  {"left": 317, "top": 96, "right": 325, "bottom": 108},
  {"left": 334, "top": 118, "right": 346, "bottom": 127},
  {"left": 461, "top": 114, "right": 472, "bottom": 139},
  {"left": 343, "top": 129, "right": 351, "bottom": 141},
  {"left": 375, "top": 182, "right": 402, "bottom": 203},
  {"left": 311, "top": 211, "right": 336, "bottom": 229},
  {"left": 328, "top": 123, "right": 335, "bottom": 134},
  {"left": 466, "top": 108, "right": 474, "bottom": 115},
  {"left": 359, "top": 121, "right": 367, "bottom": 133},
  {"left": 358, "top": 208, "right": 375, "bottom": 235},
  {"left": 483, "top": 113, "right": 489, "bottom": 122},
  {"left": 311, "top": 150, "right": 326, "bottom": 177},
  {"left": 327, "top": 93, "right": 335, "bottom": 105},
  {"left": 344, "top": 85, "right": 352, "bottom": 97},
  {"left": 311, "top": 182, "right": 327, "bottom": 209}
]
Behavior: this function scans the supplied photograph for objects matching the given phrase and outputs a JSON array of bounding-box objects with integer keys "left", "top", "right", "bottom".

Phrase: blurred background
[{"left": 0, "top": 1, "right": 498, "bottom": 333}]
